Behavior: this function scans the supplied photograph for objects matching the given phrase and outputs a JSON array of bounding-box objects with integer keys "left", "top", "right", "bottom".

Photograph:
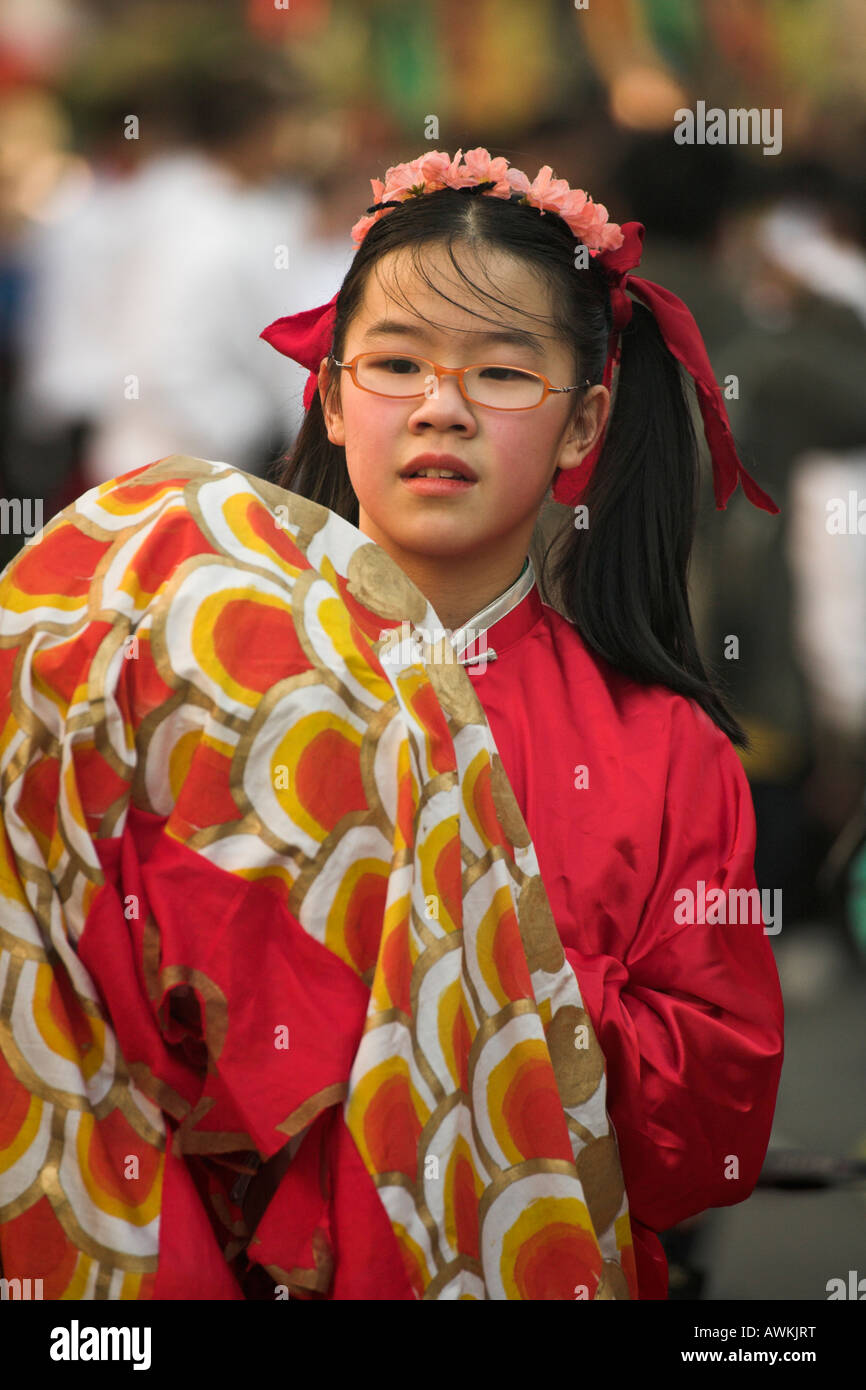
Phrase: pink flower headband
[
  {"left": 261, "top": 147, "right": 778, "bottom": 515},
  {"left": 349, "top": 147, "right": 626, "bottom": 254}
]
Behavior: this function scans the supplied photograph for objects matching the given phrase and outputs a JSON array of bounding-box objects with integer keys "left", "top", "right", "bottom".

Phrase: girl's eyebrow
[{"left": 360, "top": 318, "right": 547, "bottom": 358}]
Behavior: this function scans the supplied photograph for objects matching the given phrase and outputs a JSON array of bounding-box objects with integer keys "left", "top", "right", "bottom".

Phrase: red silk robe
[{"left": 463, "top": 582, "right": 785, "bottom": 1298}]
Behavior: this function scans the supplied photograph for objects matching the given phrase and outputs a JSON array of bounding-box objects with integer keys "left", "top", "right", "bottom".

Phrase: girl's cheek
[
  {"left": 491, "top": 420, "right": 554, "bottom": 493},
  {"left": 346, "top": 401, "right": 399, "bottom": 465}
]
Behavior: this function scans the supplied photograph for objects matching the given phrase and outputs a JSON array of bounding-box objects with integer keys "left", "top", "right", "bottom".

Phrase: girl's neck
[{"left": 380, "top": 548, "right": 530, "bottom": 632}]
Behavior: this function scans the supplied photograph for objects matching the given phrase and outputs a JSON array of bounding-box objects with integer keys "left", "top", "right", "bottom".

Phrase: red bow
[
  {"left": 579, "top": 222, "right": 778, "bottom": 513},
  {"left": 261, "top": 294, "right": 339, "bottom": 412},
  {"left": 260, "top": 224, "right": 778, "bottom": 515}
]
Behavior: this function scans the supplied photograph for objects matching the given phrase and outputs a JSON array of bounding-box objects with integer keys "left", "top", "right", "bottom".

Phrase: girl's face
[{"left": 319, "top": 242, "right": 609, "bottom": 568}]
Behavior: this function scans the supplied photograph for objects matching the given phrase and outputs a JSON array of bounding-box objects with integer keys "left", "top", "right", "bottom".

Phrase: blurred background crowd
[{"left": 0, "top": 0, "right": 864, "bottom": 1299}]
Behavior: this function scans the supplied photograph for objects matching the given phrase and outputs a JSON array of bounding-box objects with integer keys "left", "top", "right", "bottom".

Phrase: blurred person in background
[
  {"left": 706, "top": 170, "right": 866, "bottom": 946},
  {"left": 787, "top": 441, "right": 866, "bottom": 962},
  {"left": 6, "top": 58, "right": 353, "bottom": 503},
  {"left": 0, "top": 76, "right": 84, "bottom": 571}
]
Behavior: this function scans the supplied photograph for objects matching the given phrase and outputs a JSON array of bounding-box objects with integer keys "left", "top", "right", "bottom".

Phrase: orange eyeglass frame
[{"left": 327, "top": 352, "right": 591, "bottom": 411}]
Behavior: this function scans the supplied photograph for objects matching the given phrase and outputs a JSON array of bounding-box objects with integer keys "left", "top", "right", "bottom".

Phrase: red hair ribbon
[
  {"left": 260, "top": 222, "right": 778, "bottom": 515},
  {"left": 572, "top": 221, "right": 778, "bottom": 513},
  {"left": 261, "top": 293, "right": 339, "bottom": 412}
]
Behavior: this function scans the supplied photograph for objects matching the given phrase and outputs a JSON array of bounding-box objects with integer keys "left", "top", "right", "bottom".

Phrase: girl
[{"left": 0, "top": 148, "right": 783, "bottom": 1301}]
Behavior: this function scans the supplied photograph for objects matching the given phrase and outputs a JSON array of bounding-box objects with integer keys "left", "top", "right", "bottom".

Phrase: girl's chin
[{"left": 363, "top": 520, "right": 491, "bottom": 558}]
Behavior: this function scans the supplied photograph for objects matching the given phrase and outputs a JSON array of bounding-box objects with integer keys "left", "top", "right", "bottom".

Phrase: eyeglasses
[{"left": 327, "top": 352, "right": 590, "bottom": 411}]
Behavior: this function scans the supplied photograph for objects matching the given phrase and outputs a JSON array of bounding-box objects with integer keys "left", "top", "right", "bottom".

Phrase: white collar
[{"left": 449, "top": 555, "right": 536, "bottom": 661}]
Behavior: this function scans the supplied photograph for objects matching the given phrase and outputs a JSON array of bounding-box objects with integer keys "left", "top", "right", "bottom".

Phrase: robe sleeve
[{"left": 563, "top": 698, "right": 784, "bottom": 1235}]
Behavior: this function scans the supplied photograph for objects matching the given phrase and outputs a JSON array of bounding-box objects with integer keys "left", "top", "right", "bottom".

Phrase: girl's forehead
[
  {"left": 353, "top": 244, "right": 554, "bottom": 335},
  {"left": 371, "top": 242, "right": 543, "bottom": 299}
]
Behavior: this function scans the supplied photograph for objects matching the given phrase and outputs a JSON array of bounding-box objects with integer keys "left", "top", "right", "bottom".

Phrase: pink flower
[
  {"left": 526, "top": 166, "right": 574, "bottom": 219},
  {"left": 461, "top": 147, "right": 512, "bottom": 196},
  {"left": 351, "top": 176, "right": 396, "bottom": 245},
  {"left": 351, "top": 211, "right": 384, "bottom": 245},
  {"left": 569, "top": 198, "right": 619, "bottom": 250},
  {"left": 419, "top": 149, "right": 459, "bottom": 188},
  {"left": 505, "top": 166, "right": 532, "bottom": 197},
  {"left": 596, "top": 221, "right": 625, "bottom": 253},
  {"left": 561, "top": 186, "right": 588, "bottom": 222},
  {"left": 381, "top": 157, "right": 428, "bottom": 200}
]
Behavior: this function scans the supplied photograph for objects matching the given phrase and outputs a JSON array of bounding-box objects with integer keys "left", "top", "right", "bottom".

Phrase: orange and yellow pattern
[{"left": 0, "top": 455, "right": 636, "bottom": 1299}]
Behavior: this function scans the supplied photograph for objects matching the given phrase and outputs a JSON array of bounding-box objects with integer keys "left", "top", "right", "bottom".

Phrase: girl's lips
[{"left": 400, "top": 475, "right": 477, "bottom": 496}]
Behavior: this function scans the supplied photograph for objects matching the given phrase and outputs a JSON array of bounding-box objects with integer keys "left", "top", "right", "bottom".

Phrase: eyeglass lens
[{"left": 355, "top": 354, "right": 546, "bottom": 408}]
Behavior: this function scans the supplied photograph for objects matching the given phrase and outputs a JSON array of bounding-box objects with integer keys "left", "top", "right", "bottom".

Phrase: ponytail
[{"left": 544, "top": 301, "right": 748, "bottom": 748}]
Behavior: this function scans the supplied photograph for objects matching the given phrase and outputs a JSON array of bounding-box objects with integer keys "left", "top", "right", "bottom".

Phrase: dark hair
[{"left": 271, "top": 183, "right": 747, "bottom": 747}]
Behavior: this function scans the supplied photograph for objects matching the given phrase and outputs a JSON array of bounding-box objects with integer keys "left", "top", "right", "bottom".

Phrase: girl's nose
[{"left": 408, "top": 373, "right": 476, "bottom": 425}]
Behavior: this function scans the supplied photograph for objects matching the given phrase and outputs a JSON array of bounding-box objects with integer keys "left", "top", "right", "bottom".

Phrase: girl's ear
[
  {"left": 319, "top": 357, "right": 345, "bottom": 447},
  {"left": 556, "top": 384, "right": 610, "bottom": 473}
]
